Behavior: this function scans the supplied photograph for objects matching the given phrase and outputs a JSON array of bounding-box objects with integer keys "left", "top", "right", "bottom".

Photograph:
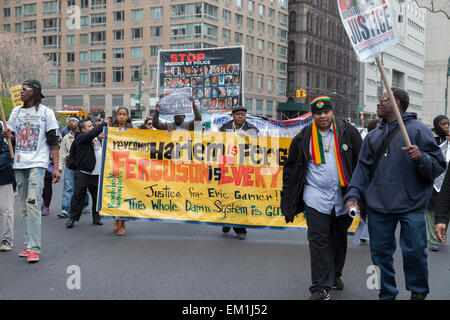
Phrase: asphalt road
[{"left": 0, "top": 180, "right": 449, "bottom": 300}]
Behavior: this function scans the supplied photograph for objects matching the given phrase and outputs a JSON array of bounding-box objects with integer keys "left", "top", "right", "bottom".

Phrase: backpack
[{"left": 66, "top": 139, "right": 78, "bottom": 170}]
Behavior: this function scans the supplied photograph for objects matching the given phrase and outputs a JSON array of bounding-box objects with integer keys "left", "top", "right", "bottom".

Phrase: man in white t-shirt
[{"left": 2, "top": 79, "right": 61, "bottom": 263}]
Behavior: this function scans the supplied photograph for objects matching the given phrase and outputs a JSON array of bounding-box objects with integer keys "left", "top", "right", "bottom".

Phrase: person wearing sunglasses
[
  {"left": 344, "top": 88, "right": 446, "bottom": 300},
  {"left": 1, "top": 79, "right": 61, "bottom": 263}
]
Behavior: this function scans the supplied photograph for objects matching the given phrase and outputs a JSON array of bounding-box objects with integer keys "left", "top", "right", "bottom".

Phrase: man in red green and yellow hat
[{"left": 281, "top": 95, "right": 363, "bottom": 300}]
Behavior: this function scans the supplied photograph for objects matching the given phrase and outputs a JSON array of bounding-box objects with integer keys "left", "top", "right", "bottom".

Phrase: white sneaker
[
  {"left": 0, "top": 239, "right": 13, "bottom": 252},
  {"left": 57, "top": 210, "right": 69, "bottom": 218}
]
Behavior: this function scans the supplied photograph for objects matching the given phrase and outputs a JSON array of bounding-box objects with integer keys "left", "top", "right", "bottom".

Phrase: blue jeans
[
  {"left": 61, "top": 168, "right": 89, "bottom": 213},
  {"left": 368, "top": 210, "right": 429, "bottom": 300},
  {"left": 15, "top": 168, "right": 46, "bottom": 254}
]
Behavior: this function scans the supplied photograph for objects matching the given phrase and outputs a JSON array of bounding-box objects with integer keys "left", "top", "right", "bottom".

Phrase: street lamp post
[
  {"left": 446, "top": 56, "right": 450, "bottom": 116},
  {"left": 135, "top": 59, "right": 148, "bottom": 119}
]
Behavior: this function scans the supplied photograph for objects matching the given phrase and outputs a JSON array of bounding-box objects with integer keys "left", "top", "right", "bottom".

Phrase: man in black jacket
[
  {"left": 281, "top": 96, "right": 362, "bottom": 300},
  {"left": 0, "top": 122, "right": 15, "bottom": 251},
  {"left": 220, "top": 106, "right": 259, "bottom": 239},
  {"left": 66, "top": 119, "right": 107, "bottom": 228}
]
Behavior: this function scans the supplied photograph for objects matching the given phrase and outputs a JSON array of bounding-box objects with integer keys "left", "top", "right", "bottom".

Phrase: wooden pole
[
  {"left": 0, "top": 98, "right": 15, "bottom": 158},
  {"left": 375, "top": 56, "right": 411, "bottom": 147}
]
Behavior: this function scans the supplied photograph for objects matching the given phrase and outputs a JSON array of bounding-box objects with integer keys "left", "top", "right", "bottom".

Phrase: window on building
[
  {"left": 277, "top": 78, "right": 286, "bottom": 95},
  {"left": 90, "top": 31, "right": 106, "bottom": 44},
  {"left": 90, "top": 49, "right": 106, "bottom": 63},
  {"left": 131, "top": 9, "right": 143, "bottom": 21},
  {"left": 112, "top": 67, "right": 124, "bottom": 83},
  {"left": 3, "top": 24, "right": 11, "bottom": 32},
  {"left": 131, "top": 66, "right": 141, "bottom": 82},
  {"left": 247, "top": 18, "right": 254, "bottom": 31},
  {"left": 223, "top": 9, "right": 231, "bottom": 23},
  {"left": 66, "top": 70, "right": 75, "bottom": 86},
  {"left": 113, "top": 48, "right": 124, "bottom": 59},
  {"left": 267, "top": 76, "right": 273, "bottom": 91},
  {"left": 132, "top": 27, "right": 143, "bottom": 40},
  {"left": 257, "top": 56, "right": 264, "bottom": 70},
  {"left": 67, "top": 52, "right": 75, "bottom": 63},
  {"left": 91, "top": 0, "right": 106, "bottom": 10},
  {"left": 223, "top": 28, "right": 231, "bottom": 41},
  {"left": 150, "top": 45, "right": 162, "bottom": 57},
  {"left": 258, "top": 22, "right": 265, "bottom": 34},
  {"left": 113, "top": 11, "right": 124, "bottom": 22},
  {"left": 113, "top": 29, "right": 124, "bottom": 41},
  {"left": 43, "top": 1, "right": 58, "bottom": 14},
  {"left": 80, "top": 51, "right": 88, "bottom": 62},
  {"left": 289, "top": 11, "right": 296, "bottom": 32},
  {"left": 235, "top": 14, "right": 243, "bottom": 26},
  {"left": 131, "top": 47, "right": 143, "bottom": 59},
  {"left": 246, "top": 53, "right": 253, "bottom": 66},
  {"left": 43, "top": 18, "right": 59, "bottom": 32},
  {"left": 66, "top": 35, "right": 75, "bottom": 46},
  {"left": 151, "top": 26, "right": 162, "bottom": 37},
  {"left": 257, "top": 39, "right": 264, "bottom": 51},
  {"left": 23, "top": 20, "right": 36, "bottom": 33},
  {"left": 151, "top": 7, "right": 163, "bottom": 18},
  {"left": 235, "top": 32, "right": 242, "bottom": 43},
  {"left": 256, "top": 100, "right": 263, "bottom": 115},
  {"left": 23, "top": 4, "right": 36, "bottom": 17},
  {"left": 90, "top": 68, "right": 105, "bottom": 87},
  {"left": 91, "top": 13, "right": 106, "bottom": 26},
  {"left": 80, "top": 33, "right": 88, "bottom": 44},
  {"left": 257, "top": 74, "right": 264, "bottom": 90},
  {"left": 246, "top": 72, "right": 253, "bottom": 89},
  {"left": 258, "top": 4, "right": 265, "bottom": 17},
  {"left": 14, "top": 7, "right": 21, "bottom": 17},
  {"left": 246, "top": 35, "right": 254, "bottom": 49},
  {"left": 80, "top": 16, "right": 89, "bottom": 27}
]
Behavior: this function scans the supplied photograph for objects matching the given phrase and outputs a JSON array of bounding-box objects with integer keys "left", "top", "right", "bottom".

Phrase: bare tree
[{"left": 0, "top": 32, "right": 54, "bottom": 96}]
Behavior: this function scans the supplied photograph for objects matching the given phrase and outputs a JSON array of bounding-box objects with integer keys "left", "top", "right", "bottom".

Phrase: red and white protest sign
[{"left": 338, "top": 0, "right": 398, "bottom": 62}]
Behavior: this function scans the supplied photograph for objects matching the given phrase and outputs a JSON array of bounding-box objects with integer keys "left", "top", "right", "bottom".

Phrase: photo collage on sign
[{"left": 162, "top": 64, "right": 241, "bottom": 111}]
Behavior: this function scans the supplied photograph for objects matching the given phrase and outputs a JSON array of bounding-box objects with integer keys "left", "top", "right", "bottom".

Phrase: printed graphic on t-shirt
[{"left": 16, "top": 123, "right": 40, "bottom": 152}]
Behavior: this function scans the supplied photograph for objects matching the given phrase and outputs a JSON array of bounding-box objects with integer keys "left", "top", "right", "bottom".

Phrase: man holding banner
[
  {"left": 219, "top": 106, "right": 259, "bottom": 239},
  {"left": 152, "top": 97, "right": 202, "bottom": 131},
  {"left": 281, "top": 96, "right": 362, "bottom": 300},
  {"left": 344, "top": 88, "right": 446, "bottom": 300}
]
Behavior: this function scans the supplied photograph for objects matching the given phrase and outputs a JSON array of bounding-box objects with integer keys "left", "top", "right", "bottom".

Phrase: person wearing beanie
[
  {"left": 425, "top": 115, "right": 450, "bottom": 251},
  {"left": 281, "top": 95, "right": 362, "bottom": 300},
  {"left": 344, "top": 88, "right": 446, "bottom": 300},
  {"left": 432, "top": 115, "right": 449, "bottom": 145},
  {"left": 1, "top": 79, "right": 61, "bottom": 263}
]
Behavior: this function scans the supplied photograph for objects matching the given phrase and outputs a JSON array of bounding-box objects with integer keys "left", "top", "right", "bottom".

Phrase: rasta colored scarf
[{"left": 311, "top": 117, "right": 349, "bottom": 187}]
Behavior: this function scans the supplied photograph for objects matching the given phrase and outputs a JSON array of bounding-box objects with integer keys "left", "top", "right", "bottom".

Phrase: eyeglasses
[
  {"left": 21, "top": 87, "right": 34, "bottom": 92},
  {"left": 378, "top": 97, "right": 390, "bottom": 104}
]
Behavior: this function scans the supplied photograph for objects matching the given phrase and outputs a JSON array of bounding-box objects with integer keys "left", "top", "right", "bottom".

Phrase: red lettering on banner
[
  {"left": 111, "top": 153, "right": 282, "bottom": 189},
  {"left": 112, "top": 151, "right": 129, "bottom": 177},
  {"left": 126, "top": 159, "right": 137, "bottom": 179}
]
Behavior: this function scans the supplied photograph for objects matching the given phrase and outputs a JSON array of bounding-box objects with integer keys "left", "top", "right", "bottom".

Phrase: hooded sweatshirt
[{"left": 344, "top": 112, "right": 446, "bottom": 215}]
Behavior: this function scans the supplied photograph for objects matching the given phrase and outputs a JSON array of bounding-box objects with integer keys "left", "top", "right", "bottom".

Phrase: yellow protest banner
[
  {"left": 9, "top": 85, "right": 23, "bottom": 108},
  {"left": 98, "top": 128, "right": 359, "bottom": 232}
]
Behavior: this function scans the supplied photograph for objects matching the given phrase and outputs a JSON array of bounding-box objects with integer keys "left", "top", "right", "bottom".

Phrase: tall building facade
[
  {"left": 286, "top": 0, "right": 358, "bottom": 121},
  {"left": 422, "top": 10, "right": 450, "bottom": 126},
  {"left": 1, "top": 0, "right": 289, "bottom": 118},
  {"left": 359, "top": 0, "right": 426, "bottom": 123}
]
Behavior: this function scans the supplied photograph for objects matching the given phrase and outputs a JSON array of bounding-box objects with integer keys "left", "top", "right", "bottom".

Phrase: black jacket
[
  {"left": 219, "top": 120, "right": 260, "bottom": 136},
  {"left": 74, "top": 122, "right": 106, "bottom": 173},
  {"left": 0, "top": 123, "right": 14, "bottom": 186},
  {"left": 281, "top": 120, "right": 363, "bottom": 223}
]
